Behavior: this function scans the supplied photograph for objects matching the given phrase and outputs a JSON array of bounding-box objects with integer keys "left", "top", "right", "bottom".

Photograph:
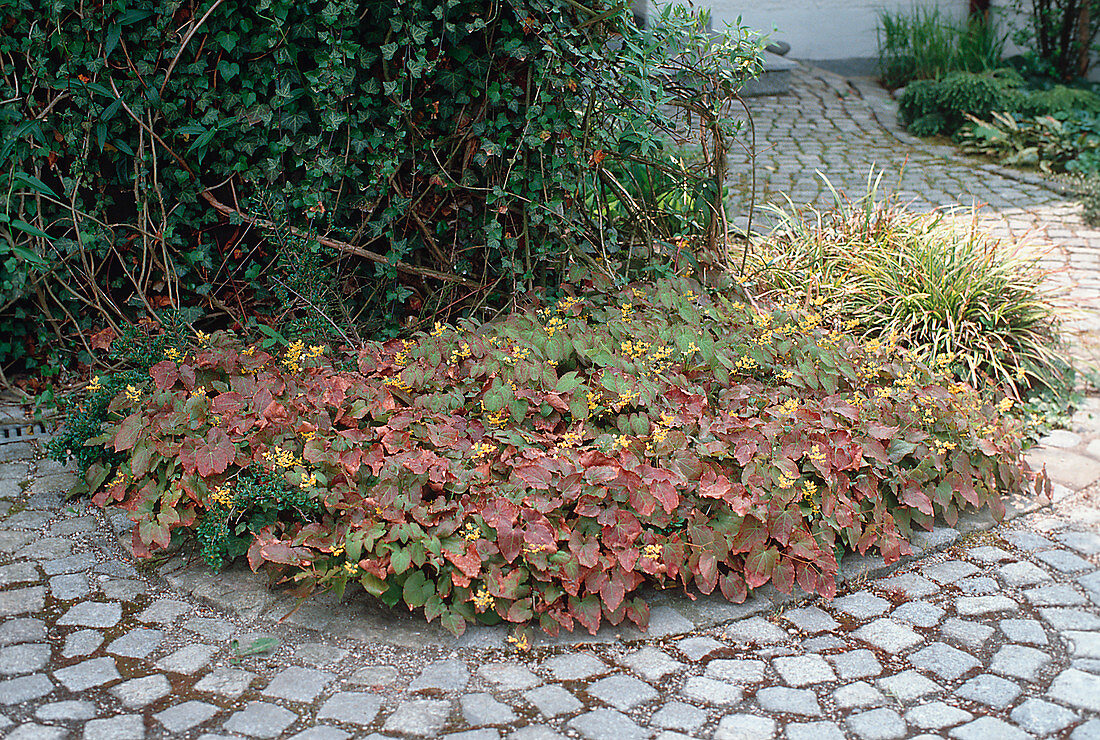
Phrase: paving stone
[
  {"left": 461, "top": 693, "right": 518, "bottom": 725},
  {"left": 990, "top": 643, "right": 1053, "bottom": 680},
  {"left": 16, "top": 537, "right": 71, "bottom": 560},
  {"left": 83, "top": 715, "right": 145, "bottom": 740},
  {"left": 156, "top": 643, "right": 219, "bottom": 674},
  {"left": 782, "top": 606, "right": 839, "bottom": 633},
  {"left": 287, "top": 729, "right": 350, "bottom": 740},
  {"left": 954, "top": 673, "right": 1021, "bottom": 708},
  {"left": 948, "top": 716, "right": 1032, "bottom": 740},
  {"left": 155, "top": 701, "right": 221, "bottom": 733},
  {"left": 0, "top": 563, "right": 37, "bottom": 587},
  {"left": 651, "top": 701, "right": 705, "bottom": 731},
  {"left": 827, "top": 649, "right": 883, "bottom": 680},
  {"left": 876, "top": 670, "right": 942, "bottom": 702},
  {"left": 1010, "top": 697, "right": 1079, "bottom": 735},
  {"left": 676, "top": 636, "right": 725, "bottom": 660},
  {"left": 36, "top": 701, "right": 97, "bottom": 721},
  {"left": 349, "top": 664, "right": 399, "bottom": 687},
  {"left": 853, "top": 618, "right": 924, "bottom": 652},
  {"left": 107, "top": 628, "right": 164, "bottom": 658},
  {"left": 48, "top": 573, "right": 88, "bottom": 600},
  {"left": 1067, "top": 630, "right": 1100, "bottom": 658},
  {"left": 680, "top": 675, "right": 743, "bottom": 705},
  {"left": 785, "top": 721, "right": 845, "bottom": 740},
  {"left": 904, "top": 701, "right": 972, "bottom": 730},
  {"left": 194, "top": 668, "right": 256, "bottom": 698},
  {"left": 1072, "top": 719, "right": 1100, "bottom": 739},
  {"left": 542, "top": 653, "right": 606, "bottom": 681},
  {"left": 1037, "top": 549, "right": 1093, "bottom": 572},
  {"left": 923, "top": 560, "right": 978, "bottom": 584},
  {"left": 845, "top": 708, "right": 907, "bottom": 740},
  {"left": 772, "top": 654, "right": 836, "bottom": 686},
  {"left": 0, "top": 532, "right": 34, "bottom": 555},
  {"left": 183, "top": 617, "right": 236, "bottom": 641},
  {"left": 1049, "top": 668, "right": 1100, "bottom": 712},
  {"left": 803, "top": 635, "right": 846, "bottom": 652},
  {"left": 833, "top": 680, "right": 885, "bottom": 709},
  {"left": 1026, "top": 583, "right": 1089, "bottom": 606},
  {"left": 61, "top": 629, "right": 102, "bottom": 659},
  {"left": 967, "top": 545, "right": 1014, "bottom": 563},
  {"left": 523, "top": 684, "right": 582, "bottom": 717},
  {"left": 0, "top": 587, "right": 44, "bottom": 617},
  {"left": 724, "top": 617, "right": 789, "bottom": 644},
  {"left": 1000, "top": 618, "right": 1048, "bottom": 645},
  {"left": 0, "top": 674, "right": 52, "bottom": 704},
  {"left": 999, "top": 561, "right": 1053, "bottom": 587},
  {"left": 955, "top": 594, "right": 1019, "bottom": 616},
  {"left": 1058, "top": 530, "right": 1100, "bottom": 555},
  {"left": 479, "top": 662, "right": 542, "bottom": 690},
  {"left": 704, "top": 659, "right": 766, "bottom": 683},
  {"left": 56, "top": 600, "right": 121, "bottom": 628},
  {"left": 294, "top": 642, "right": 348, "bottom": 666},
  {"left": 756, "top": 687, "right": 822, "bottom": 716},
  {"left": 100, "top": 578, "right": 147, "bottom": 601},
  {"left": 54, "top": 656, "right": 120, "bottom": 692},
  {"left": 879, "top": 573, "right": 939, "bottom": 598},
  {"left": 1040, "top": 608, "right": 1100, "bottom": 630},
  {"left": 892, "top": 601, "right": 945, "bottom": 628},
  {"left": 7, "top": 723, "right": 68, "bottom": 740},
  {"left": 713, "top": 714, "right": 776, "bottom": 740},
  {"left": 0, "top": 643, "right": 49, "bottom": 675},
  {"left": 908, "top": 642, "right": 980, "bottom": 681},
  {"left": 111, "top": 674, "right": 171, "bottom": 708},
  {"left": 956, "top": 575, "right": 999, "bottom": 594},
  {"left": 587, "top": 674, "right": 657, "bottom": 710},
  {"left": 136, "top": 598, "right": 191, "bottom": 624},
  {"left": 1080, "top": 570, "right": 1100, "bottom": 595},
  {"left": 263, "top": 666, "right": 335, "bottom": 702},
  {"left": 567, "top": 709, "right": 648, "bottom": 740},
  {"left": 832, "top": 591, "right": 891, "bottom": 619},
  {"left": 941, "top": 618, "right": 994, "bottom": 649},
  {"left": 317, "top": 692, "right": 383, "bottom": 726},
  {"left": 223, "top": 701, "right": 299, "bottom": 738},
  {"left": 41, "top": 553, "right": 96, "bottom": 575}
]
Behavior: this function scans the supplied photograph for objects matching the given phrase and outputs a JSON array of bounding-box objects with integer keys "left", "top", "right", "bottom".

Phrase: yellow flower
[
  {"left": 560, "top": 429, "right": 583, "bottom": 447},
  {"left": 164, "top": 347, "right": 181, "bottom": 360},
  {"left": 642, "top": 543, "right": 662, "bottom": 559},
  {"left": 472, "top": 441, "right": 497, "bottom": 458},
  {"left": 211, "top": 485, "right": 235, "bottom": 508},
  {"left": 807, "top": 444, "right": 826, "bottom": 464},
  {"left": 473, "top": 587, "right": 494, "bottom": 610},
  {"left": 87, "top": 376, "right": 102, "bottom": 391},
  {"left": 343, "top": 562, "right": 358, "bottom": 574},
  {"left": 241, "top": 345, "right": 257, "bottom": 357},
  {"left": 300, "top": 472, "right": 317, "bottom": 489},
  {"left": 125, "top": 385, "right": 142, "bottom": 402},
  {"left": 462, "top": 521, "right": 481, "bottom": 542},
  {"left": 506, "top": 631, "right": 530, "bottom": 651}
]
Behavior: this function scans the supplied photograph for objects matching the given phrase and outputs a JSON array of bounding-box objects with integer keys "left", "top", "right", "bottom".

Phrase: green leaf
[{"left": 12, "top": 172, "right": 58, "bottom": 200}]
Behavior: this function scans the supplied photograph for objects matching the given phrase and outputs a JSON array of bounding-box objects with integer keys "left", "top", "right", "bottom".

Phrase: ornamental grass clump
[
  {"left": 50, "top": 278, "right": 1031, "bottom": 637},
  {"left": 756, "top": 181, "right": 1064, "bottom": 401}
]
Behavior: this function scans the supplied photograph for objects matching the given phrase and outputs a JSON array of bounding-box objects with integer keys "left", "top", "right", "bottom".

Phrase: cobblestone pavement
[{"left": 2, "top": 66, "right": 1100, "bottom": 739}]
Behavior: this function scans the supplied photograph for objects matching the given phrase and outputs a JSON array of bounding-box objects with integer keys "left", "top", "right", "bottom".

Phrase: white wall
[{"left": 678, "top": 0, "right": 968, "bottom": 60}]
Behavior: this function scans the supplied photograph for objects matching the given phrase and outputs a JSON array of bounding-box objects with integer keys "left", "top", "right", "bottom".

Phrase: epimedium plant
[{"left": 50, "top": 277, "right": 1034, "bottom": 637}]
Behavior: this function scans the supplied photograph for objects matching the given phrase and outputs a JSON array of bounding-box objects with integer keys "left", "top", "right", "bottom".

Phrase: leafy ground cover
[{"left": 49, "top": 277, "right": 1033, "bottom": 637}]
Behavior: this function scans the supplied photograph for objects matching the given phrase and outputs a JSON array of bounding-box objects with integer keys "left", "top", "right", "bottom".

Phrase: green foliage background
[{"left": 1, "top": 0, "right": 759, "bottom": 379}]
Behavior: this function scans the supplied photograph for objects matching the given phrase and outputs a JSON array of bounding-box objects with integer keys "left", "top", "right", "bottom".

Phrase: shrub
[
  {"left": 756, "top": 180, "right": 1066, "bottom": 401},
  {"left": 1078, "top": 174, "right": 1100, "bottom": 225},
  {"left": 49, "top": 278, "right": 1031, "bottom": 637},
  {"left": 0, "top": 0, "right": 761, "bottom": 378},
  {"left": 878, "top": 7, "right": 1006, "bottom": 89},
  {"left": 899, "top": 70, "right": 1019, "bottom": 137}
]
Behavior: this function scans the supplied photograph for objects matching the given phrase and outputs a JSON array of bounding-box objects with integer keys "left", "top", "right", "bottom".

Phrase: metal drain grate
[{"left": 0, "top": 422, "right": 52, "bottom": 445}]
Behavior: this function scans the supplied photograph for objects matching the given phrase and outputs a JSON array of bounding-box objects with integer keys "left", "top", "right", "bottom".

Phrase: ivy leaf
[
  {"left": 113, "top": 413, "right": 144, "bottom": 452},
  {"left": 744, "top": 545, "right": 779, "bottom": 588},
  {"left": 402, "top": 570, "right": 435, "bottom": 608}
]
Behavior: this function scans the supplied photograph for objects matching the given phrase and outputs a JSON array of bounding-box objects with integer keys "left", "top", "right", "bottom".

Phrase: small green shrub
[
  {"left": 50, "top": 278, "right": 1031, "bottom": 637},
  {"left": 878, "top": 8, "right": 1005, "bottom": 89},
  {"left": 899, "top": 70, "right": 1019, "bottom": 137},
  {"left": 757, "top": 180, "right": 1066, "bottom": 401},
  {"left": 958, "top": 110, "right": 1100, "bottom": 173}
]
